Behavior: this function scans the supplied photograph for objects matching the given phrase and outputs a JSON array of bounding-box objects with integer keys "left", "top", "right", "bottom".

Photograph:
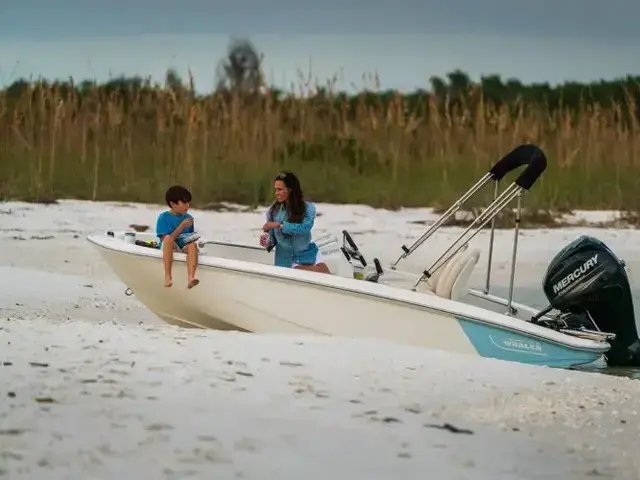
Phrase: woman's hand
[{"left": 262, "top": 221, "right": 282, "bottom": 232}]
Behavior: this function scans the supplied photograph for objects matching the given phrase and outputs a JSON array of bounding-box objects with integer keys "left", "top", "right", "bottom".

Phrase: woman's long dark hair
[{"left": 268, "top": 171, "right": 307, "bottom": 223}]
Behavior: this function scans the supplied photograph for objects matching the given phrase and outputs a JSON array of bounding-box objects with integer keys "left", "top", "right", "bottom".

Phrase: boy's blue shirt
[
  {"left": 267, "top": 201, "right": 318, "bottom": 267},
  {"left": 156, "top": 210, "right": 194, "bottom": 239}
]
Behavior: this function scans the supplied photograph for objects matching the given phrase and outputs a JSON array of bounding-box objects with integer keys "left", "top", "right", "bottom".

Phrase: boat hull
[{"left": 89, "top": 234, "right": 609, "bottom": 369}]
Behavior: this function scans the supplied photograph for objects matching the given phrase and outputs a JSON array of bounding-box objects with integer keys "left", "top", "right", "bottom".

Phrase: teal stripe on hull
[{"left": 456, "top": 317, "right": 602, "bottom": 368}]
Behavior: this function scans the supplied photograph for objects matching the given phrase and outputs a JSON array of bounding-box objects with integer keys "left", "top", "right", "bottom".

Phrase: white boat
[{"left": 87, "top": 144, "right": 640, "bottom": 369}]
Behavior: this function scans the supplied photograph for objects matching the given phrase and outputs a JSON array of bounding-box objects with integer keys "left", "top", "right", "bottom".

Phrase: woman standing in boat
[{"left": 260, "top": 171, "right": 331, "bottom": 274}]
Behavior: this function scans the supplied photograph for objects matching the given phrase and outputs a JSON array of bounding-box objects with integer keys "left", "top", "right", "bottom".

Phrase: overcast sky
[{"left": 1, "top": 0, "right": 639, "bottom": 92}]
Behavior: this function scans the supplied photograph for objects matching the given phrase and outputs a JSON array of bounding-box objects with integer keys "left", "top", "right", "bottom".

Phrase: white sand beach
[{"left": 2, "top": 200, "right": 640, "bottom": 479}]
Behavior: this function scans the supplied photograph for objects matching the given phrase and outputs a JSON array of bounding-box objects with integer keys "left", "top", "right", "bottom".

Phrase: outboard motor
[{"left": 539, "top": 235, "right": 640, "bottom": 366}]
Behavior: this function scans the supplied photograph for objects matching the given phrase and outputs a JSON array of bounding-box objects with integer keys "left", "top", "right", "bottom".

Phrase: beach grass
[{"left": 1, "top": 73, "right": 639, "bottom": 213}]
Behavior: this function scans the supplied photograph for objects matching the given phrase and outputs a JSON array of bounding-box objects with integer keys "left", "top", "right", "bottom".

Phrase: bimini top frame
[{"left": 389, "top": 143, "right": 548, "bottom": 314}]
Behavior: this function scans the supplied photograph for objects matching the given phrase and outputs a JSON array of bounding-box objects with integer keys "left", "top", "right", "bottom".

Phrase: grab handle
[{"left": 488, "top": 144, "right": 547, "bottom": 190}]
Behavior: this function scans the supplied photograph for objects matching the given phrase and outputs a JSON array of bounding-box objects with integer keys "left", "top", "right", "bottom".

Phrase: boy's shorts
[{"left": 161, "top": 232, "right": 201, "bottom": 251}]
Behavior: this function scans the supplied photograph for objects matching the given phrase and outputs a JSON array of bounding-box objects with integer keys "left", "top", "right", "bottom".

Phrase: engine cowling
[{"left": 542, "top": 235, "right": 640, "bottom": 366}]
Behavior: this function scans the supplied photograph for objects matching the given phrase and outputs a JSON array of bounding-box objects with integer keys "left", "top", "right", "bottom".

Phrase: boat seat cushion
[
  {"left": 421, "top": 244, "right": 469, "bottom": 294},
  {"left": 448, "top": 249, "right": 481, "bottom": 301},
  {"left": 435, "top": 247, "right": 480, "bottom": 300},
  {"left": 377, "top": 244, "right": 479, "bottom": 300}
]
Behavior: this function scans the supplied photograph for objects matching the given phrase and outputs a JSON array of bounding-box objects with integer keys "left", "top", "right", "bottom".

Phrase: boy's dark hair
[{"left": 165, "top": 185, "right": 192, "bottom": 206}]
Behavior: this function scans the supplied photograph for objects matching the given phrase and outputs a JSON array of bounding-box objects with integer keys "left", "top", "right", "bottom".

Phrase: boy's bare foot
[
  {"left": 187, "top": 278, "right": 199, "bottom": 289},
  {"left": 165, "top": 276, "right": 173, "bottom": 287}
]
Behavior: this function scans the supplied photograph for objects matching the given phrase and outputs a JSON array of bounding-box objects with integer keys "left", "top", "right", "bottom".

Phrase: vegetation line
[{"left": 2, "top": 39, "right": 640, "bottom": 215}]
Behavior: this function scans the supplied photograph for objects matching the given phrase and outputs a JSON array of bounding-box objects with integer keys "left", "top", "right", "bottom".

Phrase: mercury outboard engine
[{"left": 537, "top": 235, "right": 640, "bottom": 366}]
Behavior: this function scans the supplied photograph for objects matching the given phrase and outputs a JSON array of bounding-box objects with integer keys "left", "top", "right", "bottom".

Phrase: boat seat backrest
[
  {"left": 415, "top": 244, "right": 468, "bottom": 295},
  {"left": 435, "top": 248, "right": 481, "bottom": 301},
  {"left": 376, "top": 244, "right": 479, "bottom": 299}
]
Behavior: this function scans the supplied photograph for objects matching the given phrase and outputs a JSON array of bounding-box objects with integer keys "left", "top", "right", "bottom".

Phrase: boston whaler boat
[{"left": 87, "top": 144, "right": 640, "bottom": 368}]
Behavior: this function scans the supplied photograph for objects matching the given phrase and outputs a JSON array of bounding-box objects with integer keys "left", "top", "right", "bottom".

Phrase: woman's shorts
[{"left": 292, "top": 251, "right": 325, "bottom": 268}]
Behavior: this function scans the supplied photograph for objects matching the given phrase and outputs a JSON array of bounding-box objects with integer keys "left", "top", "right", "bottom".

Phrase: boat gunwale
[{"left": 87, "top": 232, "right": 611, "bottom": 355}]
